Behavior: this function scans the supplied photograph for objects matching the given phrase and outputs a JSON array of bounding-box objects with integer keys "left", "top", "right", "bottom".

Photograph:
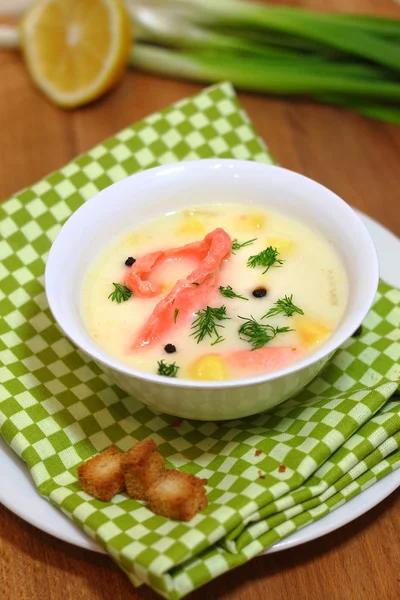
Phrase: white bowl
[{"left": 45, "top": 160, "right": 379, "bottom": 421}]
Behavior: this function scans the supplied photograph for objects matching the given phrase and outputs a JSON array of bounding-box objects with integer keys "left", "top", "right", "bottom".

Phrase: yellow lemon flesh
[
  {"left": 20, "top": 0, "right": 132, "bottom": 108},
  {"left": 189, "top": 354, "right": 228, "bottom": 381}
]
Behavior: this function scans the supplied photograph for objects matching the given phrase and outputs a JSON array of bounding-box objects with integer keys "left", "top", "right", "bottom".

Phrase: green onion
[
  {"left": 127, "top": 1, "right": 400, "bottom": 72},
  {"left": 130, "top": 45, "right": 400, "bottom": 102},
  {"left": 2, "top": 0, "right": 400, "bottom": 124},
  {"left": 0, "top": 25, "right": 19, "bottom": 49},
  {"left": 126, "top": 0, "right": 400, "bottom": 124},
  {"left": 316, "top": 94, "right": 400, "bottom": 126}
]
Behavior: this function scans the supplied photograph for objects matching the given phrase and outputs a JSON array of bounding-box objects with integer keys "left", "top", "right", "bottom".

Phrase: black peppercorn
[
  {"left": 125, "top": 257, "right": 136, "bottom": 267},
  {"left": 164, "top": 344, "right": 177, "bottom": 354},
  {"left": 252, "top": 287, "right": 267, "bottom": 298},
  {"left": 352, "top": 325, "right": 363, "bottom": 338}
]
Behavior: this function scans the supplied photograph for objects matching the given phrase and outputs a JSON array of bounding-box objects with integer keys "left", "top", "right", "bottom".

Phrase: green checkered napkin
[{"left": 1, "top": 82, "right": 400, "bottom": 599}]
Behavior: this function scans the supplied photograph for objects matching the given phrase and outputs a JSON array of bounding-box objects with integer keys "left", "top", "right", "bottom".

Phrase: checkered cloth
[{"left": 1, "top": 82, "right": 399, "bottom": 599}]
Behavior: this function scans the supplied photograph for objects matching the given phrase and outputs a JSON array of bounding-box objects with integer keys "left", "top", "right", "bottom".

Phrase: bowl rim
[{"left": 45, "top": 159, "right": 379, "bottom": 390}]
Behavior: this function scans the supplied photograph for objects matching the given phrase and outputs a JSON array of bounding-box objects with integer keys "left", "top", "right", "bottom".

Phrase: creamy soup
[{"left": 82, "top": 204, "right": 349, "bottom": 381}]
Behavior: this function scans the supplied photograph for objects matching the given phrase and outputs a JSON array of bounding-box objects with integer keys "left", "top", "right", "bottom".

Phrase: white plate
[{"left": 0, "top": 210, "right": 399, "bottom": 556}]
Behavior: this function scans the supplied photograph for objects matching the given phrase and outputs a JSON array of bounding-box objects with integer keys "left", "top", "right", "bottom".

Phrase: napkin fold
[{"left": 0, "top": 82, "right": 399, "bottom": 600}]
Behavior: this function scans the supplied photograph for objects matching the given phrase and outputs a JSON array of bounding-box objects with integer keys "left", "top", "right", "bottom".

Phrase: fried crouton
[
  {"left": 121, "top": 439, "right": 165, "bottom": 501},
  {"left": 78, "top": 441, "right": 209, "bottom": 521},
  {"left": 147, "top": 470, "right": 208, "bottom": 522},
  {"left": 77, "top": 445, "right": 124, "bottom": 502}
]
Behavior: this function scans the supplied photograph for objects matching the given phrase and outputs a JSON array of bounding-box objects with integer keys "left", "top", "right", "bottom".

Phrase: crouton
[
  {"left": 121, "top": 439, "right": 165, "bottom": 501},
  {"left": 77, "top": 445, "right": 124, "bottom": 502},
  {"left": 78, "top": 440, "right": 209, "bottom": 521},
  {"left": 147, "top": 470, "right": 208, "bottom": 522}
]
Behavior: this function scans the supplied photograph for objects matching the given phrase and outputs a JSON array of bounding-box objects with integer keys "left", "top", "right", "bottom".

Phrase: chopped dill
[
  {"left": 108, "top": 283, "right": 132, "bottom": 303},
  {"left": 263, "top": 294, "right": 304, "bottom": 319},
  {"left": 157, "top": 360, "right": 179, "bottom": 378},
  {"left": 238, "top": 316, "right": 293, "bottom": 350},
  {"left": 219, "top": 285, "right": 248, "bottom": 301},
  {"left": 191, "top": 305, "right": 230, "bottom": 346},
  {"left": 231, "top": 238, "right": 257, "bottom": 254},
  {"left": 247, "top": 246, "right": 284, "bottom": 274}
]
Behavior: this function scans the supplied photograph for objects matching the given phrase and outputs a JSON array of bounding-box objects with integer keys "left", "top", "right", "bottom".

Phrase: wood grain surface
[{"left": 0, "top": 1, "right": 399, "bottom": 599}]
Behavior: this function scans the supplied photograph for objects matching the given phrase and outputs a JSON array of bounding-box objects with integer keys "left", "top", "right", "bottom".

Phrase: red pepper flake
[
  {"left": 278, "top": 464, "right": 287, "bottom": 473},
  {"left": 257, "top": 470, "right": 265, "bottom": 479},
  {"left": 255, "top": 449, "right": 263, "bottom": 456},
  {"left": 171, "top": 417, "right": 183, "bottom": 428}
]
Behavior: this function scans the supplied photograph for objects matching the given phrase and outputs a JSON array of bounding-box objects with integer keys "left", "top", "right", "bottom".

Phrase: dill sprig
[
  {"left": 238, "top": 316, "right": 293, "bottom": 350},
  {"left": 219, "top": 285, "right": 248, "bottom": 301},
  {"left": 231, "top": 238, "right": 257, "bottom": 254},
  {"left": 157, "top": 360, "right": 179, "bottom": 378},
  {"left": 247, "top": 246, "right": 284, "bottom": 274},
  {"left": 108, "top": 283, "right": 132, "bottom": 303},
  {"left": 191, "top": 305, "right": 230, "bottom": 346},
  {"left": 263, "top": 295, "right": 304, "bottom": 319}
]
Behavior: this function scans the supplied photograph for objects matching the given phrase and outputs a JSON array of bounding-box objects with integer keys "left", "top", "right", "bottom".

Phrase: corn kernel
[
  {"left": 295, "top": 316, "right": 331, "bottom": 346},
  {"left": 189, "top": 354, "right": 228, "bottom": 381}
]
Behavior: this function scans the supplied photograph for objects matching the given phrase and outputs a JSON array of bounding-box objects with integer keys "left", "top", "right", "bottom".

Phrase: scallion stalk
[
  {"left": 130, "top": 43, "right": 400, "bottom": 101},
  {"left": 0, "top": 25, "right": 20, "bottom": 49},
  {"left": 316, "top": 94, "right": 400, "bottom": 125},
  {"left": 127, "top": 0, "right": 400, "bottom": 72},
  {"left": 1, "top": 0, "right": 400, "bottom": 124}
]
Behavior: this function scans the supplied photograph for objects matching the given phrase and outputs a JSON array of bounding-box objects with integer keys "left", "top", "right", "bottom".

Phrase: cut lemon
[{"left": 20, "top": 0, "right": 132, "bottom": 108}]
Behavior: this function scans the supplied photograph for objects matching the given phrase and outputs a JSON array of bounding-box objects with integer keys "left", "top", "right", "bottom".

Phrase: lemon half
[{"left": 20, "top": 0, "right": 132, "bottom": 108}]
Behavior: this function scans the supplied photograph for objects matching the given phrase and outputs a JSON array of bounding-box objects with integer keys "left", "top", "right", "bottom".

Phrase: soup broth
[{"left": 82, "top": 204, "right": 349, "bottom": 380}]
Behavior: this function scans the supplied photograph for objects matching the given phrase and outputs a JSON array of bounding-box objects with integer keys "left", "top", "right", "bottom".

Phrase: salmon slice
[
  {"left": 125, "top": 242, "right": 208, "bottom": 298},
  {"left": 229, "top": 347, "right": 303, "bottom": 376},
  {"left": 125, "top": 228, "right": 232, "bottom": 348}
]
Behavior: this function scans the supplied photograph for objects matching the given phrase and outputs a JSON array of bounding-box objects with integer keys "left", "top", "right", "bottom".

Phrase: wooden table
[{"left": 1, "top": 1, "right": 400, "bottom": 599}]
